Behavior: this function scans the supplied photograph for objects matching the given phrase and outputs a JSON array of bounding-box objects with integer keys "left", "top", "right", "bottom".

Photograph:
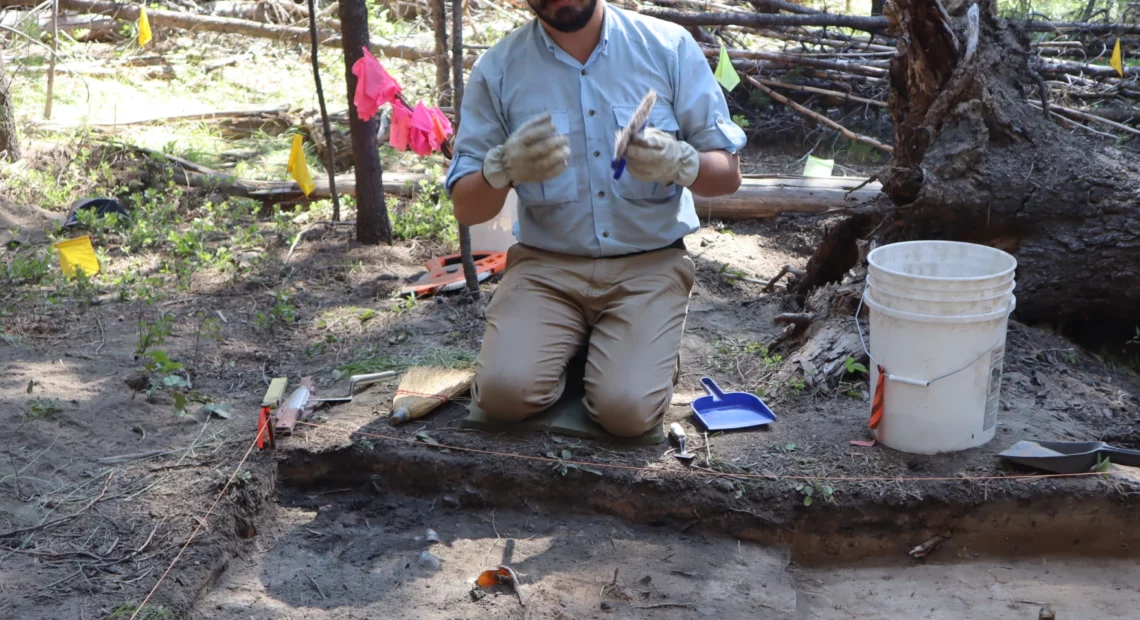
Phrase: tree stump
[{"left": 799, "top": 0, "right": 1140, "bottom": 326}]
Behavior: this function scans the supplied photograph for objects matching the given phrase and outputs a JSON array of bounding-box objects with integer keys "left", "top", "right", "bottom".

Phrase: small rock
[
  {"left": 600, "top": 601, "right": 613, "bottom": 611},
  {"left": 1039, "top": 605, "right": 1055, "bottom": 620},
  {"left": 441, "top": 495, "right": 460, "bottom": 508},
  {"left": 418, "top": 551, "right": 441, "bottom": 571},
  {"left": 469, "top": 587, "right": 486, "bottom": 602},
  {"left": 698, "top": 607, "right": 718, "bottom": 617},
  {"left": 425, "top": 529, "right": 441, "bottom": 543},
  {"left": 638, "top": 575, "right": 652, "bottom": 586}
]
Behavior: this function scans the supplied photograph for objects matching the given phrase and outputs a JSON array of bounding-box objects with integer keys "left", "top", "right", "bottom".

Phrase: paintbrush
[
  {"left": 611, "top": 89, "right": 657, "bottom": 180},
  {"left": 390, "top": 366, "right": 475, "bottom": 425}
]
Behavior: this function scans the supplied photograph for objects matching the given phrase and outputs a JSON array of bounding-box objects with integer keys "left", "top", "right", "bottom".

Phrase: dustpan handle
[
  {"left": 1102, "top": 447, "right": 1140, "bottom": 468},
  {"left": 700, "top": 377, "right": 726, "bottom": 400}
]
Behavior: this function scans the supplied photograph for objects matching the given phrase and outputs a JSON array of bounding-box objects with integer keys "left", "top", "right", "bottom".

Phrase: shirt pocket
[
  {"left": 510, "top": 109, "right": 579, "bottom": 207},
  {"left": 611, "top": 104, "right": 682, "bottom": 202}
]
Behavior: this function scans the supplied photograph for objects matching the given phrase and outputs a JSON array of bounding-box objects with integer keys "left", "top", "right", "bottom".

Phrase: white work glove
[
  {"left": 482, "top": 112, "right": 571, "bottom": 189},
  {"left": 624, "top": 128, "right": 701, "bottom": 187}
]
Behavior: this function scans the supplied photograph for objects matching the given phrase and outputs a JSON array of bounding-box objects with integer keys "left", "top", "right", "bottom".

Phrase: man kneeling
[{"left": 444, "top": 0, "right": 745, "bottom": 437}]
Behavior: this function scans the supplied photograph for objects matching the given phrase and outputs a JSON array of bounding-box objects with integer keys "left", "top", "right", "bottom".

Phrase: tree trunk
[
  {"left": 798, "top": 0, "right": 1140, "bottom": 326},
  {"left": 0, "top": 55, "right": 19, "bottom": 161},
  {"left": 339, "top": 0, "right": 391, "bottom": 244}
]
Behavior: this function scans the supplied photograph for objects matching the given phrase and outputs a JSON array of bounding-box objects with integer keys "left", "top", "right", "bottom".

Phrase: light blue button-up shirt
[{"left": 444, "top": 3, "right": 747, "bottom": 258}]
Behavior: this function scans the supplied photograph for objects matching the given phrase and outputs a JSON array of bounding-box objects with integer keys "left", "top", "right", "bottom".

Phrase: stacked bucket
[{"left": 863, "top": 241, "right": 1018, "bottom": 455}]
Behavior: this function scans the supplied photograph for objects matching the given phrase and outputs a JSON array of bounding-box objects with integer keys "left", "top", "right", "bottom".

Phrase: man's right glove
[{"left": 482, "top": 112, "right": 571, "bottom": 190}]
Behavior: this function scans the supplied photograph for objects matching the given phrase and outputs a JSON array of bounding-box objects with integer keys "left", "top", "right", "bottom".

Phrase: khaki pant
[{"left": 472, "top": 243, "right": 696, "bottom": 438}]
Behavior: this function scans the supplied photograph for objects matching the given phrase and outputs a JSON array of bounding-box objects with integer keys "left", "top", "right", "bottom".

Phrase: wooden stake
[
  {"left": 44, "top": 0, "right": 58, "bottom": 120},
  {"left": 306, "top": 0, "right": 340, "bottom": 221},
  {"left": 452, "top": 0, "right": 480, "bottom": 298}
]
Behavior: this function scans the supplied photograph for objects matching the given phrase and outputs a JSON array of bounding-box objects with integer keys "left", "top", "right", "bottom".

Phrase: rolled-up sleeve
[
  {"left": 444, "top": 60, "right": 508, "bottom": 196},
  {"left": 671, "top": 34, "right": 747, "bottom": 155}
]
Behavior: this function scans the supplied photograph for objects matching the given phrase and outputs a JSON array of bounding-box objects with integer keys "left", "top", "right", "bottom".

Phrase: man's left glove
[{"left": 623, "top": 128, "right": 700, "bottom": 187}]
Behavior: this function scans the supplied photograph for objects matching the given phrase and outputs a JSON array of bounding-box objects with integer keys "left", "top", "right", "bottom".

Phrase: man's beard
[{"left": 528, "top": 0, "right": 598, "bottom": 33}]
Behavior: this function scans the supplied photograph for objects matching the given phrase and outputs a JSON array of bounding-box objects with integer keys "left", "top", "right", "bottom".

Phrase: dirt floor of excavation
[{"left": 190, "top": 490, "right": 1140, "bottom": 620}]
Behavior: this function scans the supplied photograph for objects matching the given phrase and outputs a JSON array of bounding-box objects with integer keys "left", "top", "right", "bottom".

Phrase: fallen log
[
  {"left": 32, "top": 104, "right": 290, "bottom": 127},
  {"left": 0, "top": 0, "right": 474, "bottom": 65},
  {"left": 240, "top": 174, "right": 884, "bottom": 220}
]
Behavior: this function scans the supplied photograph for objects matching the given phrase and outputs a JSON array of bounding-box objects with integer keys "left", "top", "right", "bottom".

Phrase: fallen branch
[
  {"left": 640, "top": 7, "right": 1140, "bottom": 36},
  {"left": 702, "top": 45, "right": 889, "bottom": 77},
  {"left": 639, "top": 7, "right": 890, "bottom": 33},
  {"left": 744, "top": 74, "right": 895, "bottom": 153},
  {"left": 756, "top": 78, "right": 888, "bottom": 108},
  {"left": 0, "top": 0, "right": 474, "bottom": 65},
  {"left": 1030, "top": 99, "right": 1140, "bottom": 136}
]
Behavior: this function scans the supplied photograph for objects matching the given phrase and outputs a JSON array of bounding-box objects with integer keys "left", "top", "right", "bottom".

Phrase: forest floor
[{"left": 2, "top": 16, "right": 1140, "bottom": 620}]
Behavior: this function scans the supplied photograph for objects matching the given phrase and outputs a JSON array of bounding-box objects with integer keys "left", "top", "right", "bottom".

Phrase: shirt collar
[{"left": 535, "top": 3, "right": 613, "bottom": 62}]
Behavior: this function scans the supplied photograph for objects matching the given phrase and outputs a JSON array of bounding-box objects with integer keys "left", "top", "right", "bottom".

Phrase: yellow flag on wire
[
  {"left": 1110, "top": 38, "right": 1124, "bottom": 78},
  {"left": 287, "top": 134, "right": 316, "bottom": 197},
  {"left": 138, "top": 6, "right": 152, "bottom": 47},
  {"left": 714, "top": 44, "right": 740, "bottom": 92}
]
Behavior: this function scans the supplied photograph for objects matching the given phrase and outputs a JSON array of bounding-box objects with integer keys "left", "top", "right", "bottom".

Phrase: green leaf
[
  {"left": 803, "top": 495, "right": 813, "bottom": 507},
  {"left": 201, "top": 403, "right": 233, "bottom": 419},
  {"left": 414, "top": 431, "right": 441, "bottom": 446},
  {"left": 804, "top": 486, "right": 814, "bottom": 497},
  {"left": 579, "top": 466, "right": 603, "bottom": 476},
  {"left": 784, "top": 443, "right": 797, "bottom": 452},
  {"left": 561, "top": 449, "right": 572, "bottom": 461}
]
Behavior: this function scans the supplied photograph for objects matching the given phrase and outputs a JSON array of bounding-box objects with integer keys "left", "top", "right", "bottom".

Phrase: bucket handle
[{"left": 854, "top": 287, "right": 1013, "bottom": 388}]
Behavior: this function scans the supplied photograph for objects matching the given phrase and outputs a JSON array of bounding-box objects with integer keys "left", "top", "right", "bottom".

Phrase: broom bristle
[{"left": 392, "top": 366, "right": 475, "bottom": 421}]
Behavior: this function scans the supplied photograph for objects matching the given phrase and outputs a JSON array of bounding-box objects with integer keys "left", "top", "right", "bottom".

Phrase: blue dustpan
[{"left": 690, "top": 377, "right": 776, "bottom": 432}]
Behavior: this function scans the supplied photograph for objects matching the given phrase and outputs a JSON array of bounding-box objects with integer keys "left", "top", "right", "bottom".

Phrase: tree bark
[
  {"left": 338, "top": 0, "right": 391, "bottom": 244},
  {"left": 799, "top": 0, "right": 1140, "bottom": 325},
  {"left": 0, "top": 55, "right": 19, "bottom": 161}
]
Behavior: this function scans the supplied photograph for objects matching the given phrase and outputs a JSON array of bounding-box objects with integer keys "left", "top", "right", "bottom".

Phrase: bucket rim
[
  {"left": 863, "top": 290, "right": 1016, "bottom": 324},
  {"left": 867, "top": 275, "right": 1016, "bottom": 302},
  {"left": 867, "top": 240, "right": 1017, "bottom": 284}
]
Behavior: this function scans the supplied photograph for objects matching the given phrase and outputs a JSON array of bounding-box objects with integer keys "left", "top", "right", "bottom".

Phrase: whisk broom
[{"left": 390, "top": 366, "right": 475, "bottom": 425}]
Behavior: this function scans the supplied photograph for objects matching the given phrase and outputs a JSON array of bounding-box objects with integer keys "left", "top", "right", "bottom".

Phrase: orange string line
[
  {"left": 293, "top": 421, "right": 1111, "bottom": 484},
  {"left": 130, "top": 416, "right": 269, "bottom": 620}
]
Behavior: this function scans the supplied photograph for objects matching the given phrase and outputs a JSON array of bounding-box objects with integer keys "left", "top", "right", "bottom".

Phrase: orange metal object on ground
[{"left": 400, "top": 251, "right": 508, "bottom": 298}]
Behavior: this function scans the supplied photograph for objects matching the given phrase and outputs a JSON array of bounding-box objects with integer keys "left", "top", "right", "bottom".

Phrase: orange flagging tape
[
  {"left": 291, "top": 420, "right": 1110, "bottom": 484},
  {"left": 869, "top": 364, "right": 885, "bottom": 430}
]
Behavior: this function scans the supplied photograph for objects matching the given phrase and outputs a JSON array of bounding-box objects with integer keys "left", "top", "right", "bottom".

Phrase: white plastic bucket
[
  {"left": 468, "top": 189, "right": 519, "bottom": 252},
  {"left": 863, "top": 293, "right": 1015, "bottom": 455},
  {"left": 866, "top": 278, "right": 1015, "bottom": 316},
  {"left": 868, "top": 240, "right": 1017, "bottom": 292}
]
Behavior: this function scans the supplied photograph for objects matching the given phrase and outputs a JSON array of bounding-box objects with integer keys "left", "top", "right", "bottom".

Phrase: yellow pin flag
[
  {"left": 138, "top": 6, "right": 152, "bottom": 47},
  {"left": 714, "top": 43, "right": 741, "bottom": 93},
  {"left": 287, "top": 134, "right": 316, "bottom": 197},
  {"left": 1110, "top": 38, "right": 1124, "bottom": 78}
]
